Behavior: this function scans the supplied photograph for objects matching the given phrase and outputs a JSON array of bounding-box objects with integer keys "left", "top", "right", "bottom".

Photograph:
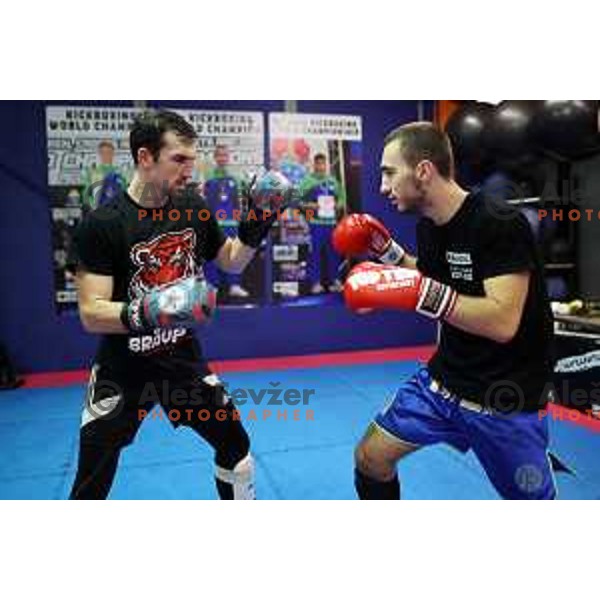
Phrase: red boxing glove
[
  {"left": 343, "top": 262, "right": 458, "bottom": 320},
  {"left": 332, "top": 214, "right": 405, "bottom": 265}
]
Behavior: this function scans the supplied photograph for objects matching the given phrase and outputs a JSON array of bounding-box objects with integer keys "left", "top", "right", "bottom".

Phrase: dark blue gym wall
[{"left": 0, "top": 100, "right": 437, "bottom": 373}]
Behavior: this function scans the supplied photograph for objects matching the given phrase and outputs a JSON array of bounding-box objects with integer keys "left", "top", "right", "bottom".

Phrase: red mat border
[
  {"left": 19, "top": 344, "right": 600, "bottom": 433},
  {"left": 22, "top": 345, "right": 436, "bottom": 389}
]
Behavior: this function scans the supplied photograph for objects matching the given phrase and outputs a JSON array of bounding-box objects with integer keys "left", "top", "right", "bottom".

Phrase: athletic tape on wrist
[
  {"left": 379, "top": 240, "right": 406, "bottom": 265},
  {"left": 416, "top": 278, "right": 457, "bottom": 320},
  {"left": 123, "top": 299, "right": 145, "bottom": 332}
]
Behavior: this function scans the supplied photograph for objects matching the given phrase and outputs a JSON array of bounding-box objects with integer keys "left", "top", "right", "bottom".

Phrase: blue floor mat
[{"left": 1, "top": 360, "right": 599, "bottom": 499}]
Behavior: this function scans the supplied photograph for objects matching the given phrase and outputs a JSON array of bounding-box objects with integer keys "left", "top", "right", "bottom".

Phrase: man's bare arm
[
  {"left": 399, "top": 253, "right": 418, "bottom": 269},
  {"left": 445, "top": 272, "right": 530, "bottom": 344},
  {"left": 77, "top": 269, "right": 127, "bottom": 334}
]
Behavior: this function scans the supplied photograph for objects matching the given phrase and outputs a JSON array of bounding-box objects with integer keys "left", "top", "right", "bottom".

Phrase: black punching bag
[
  {"left": 533, "top": 100, "right": 600, "bottom": 159},
  {"left": 484, "top": 101, "right": 539, "bottom": 171},
  {"left": 445, "top": 102, "right": 494, "bottom": 184}
]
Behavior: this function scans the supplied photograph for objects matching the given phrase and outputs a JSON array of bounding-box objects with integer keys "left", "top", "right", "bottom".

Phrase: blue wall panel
[{"left": 0, "top": 100, "right": 436, "bottom": 372}]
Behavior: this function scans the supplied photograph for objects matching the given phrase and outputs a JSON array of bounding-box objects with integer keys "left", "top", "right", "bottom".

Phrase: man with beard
[{"left": 70, "top": 110, "right": 285, "bottom": 499}]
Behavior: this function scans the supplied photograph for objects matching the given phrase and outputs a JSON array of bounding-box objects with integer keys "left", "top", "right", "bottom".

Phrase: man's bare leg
[{"left": 354, "top": 422, "right": 419, "bottom": 499}]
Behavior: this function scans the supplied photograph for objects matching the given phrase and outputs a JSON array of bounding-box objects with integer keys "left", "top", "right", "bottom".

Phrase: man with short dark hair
[
  {"left": 333, "top": 121, "right": 556, "bottom": 499},
  {"left": 70, "top": 110, "right": 281, "bottom": 499}
]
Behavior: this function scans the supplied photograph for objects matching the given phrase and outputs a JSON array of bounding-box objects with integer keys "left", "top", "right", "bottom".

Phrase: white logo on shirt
[{"left": 446, "top": 250, "right": 474, "bottom": 281}]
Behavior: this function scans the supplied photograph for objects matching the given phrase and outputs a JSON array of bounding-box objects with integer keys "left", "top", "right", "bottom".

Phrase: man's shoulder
[
  {"left": 206, "top": 169, "right": 238, "bottom": 182},
  {"left": 297, "top": 173, "right": 313, "bottom": 185},
  {"left": 77, "top": 194, "right": 129, "bottom": 235},
  {"left": 81, "top": 203, "right": 123, "bottom": 228},
  {"left": 468, "top": 190, "right": 533, "bottom": 243},
  {"left": 173, "top": 187, "right": 215, "bottom": 221}
]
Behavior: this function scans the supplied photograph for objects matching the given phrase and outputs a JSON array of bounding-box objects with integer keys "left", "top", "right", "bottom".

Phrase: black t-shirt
[
  {"left": 74, "top": 188, "right": 226, "bottom": 383},
  {"left": 417, "top": 189, "right": 554, "bottom": 411}
]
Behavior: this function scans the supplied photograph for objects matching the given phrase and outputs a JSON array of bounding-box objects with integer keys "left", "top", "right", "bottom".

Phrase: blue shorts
[{"left": 374, "top": 368, "right": 556, "bottom": 499}]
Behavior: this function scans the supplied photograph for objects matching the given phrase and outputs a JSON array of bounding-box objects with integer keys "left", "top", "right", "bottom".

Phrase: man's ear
[
  {"left": 416, "top": 160, "right": 434, "bottom": 182},
  {"left": 137, "top": 147, "right": 154, "bottom": 168}
]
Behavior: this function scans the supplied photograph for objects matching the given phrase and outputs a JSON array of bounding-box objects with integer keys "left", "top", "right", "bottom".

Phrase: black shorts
[{"left": 79, "top": 361, "right": 240, "bottom": 448}]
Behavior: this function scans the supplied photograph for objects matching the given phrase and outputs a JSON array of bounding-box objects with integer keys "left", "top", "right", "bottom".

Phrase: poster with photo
[
  {"left": 47, "top": 106, "right": 141, "bottom": 307},
  {"left": 177, "top": 110, "right": 265, "bottom": 305},
  {"left": 46, "top": 106, "right": 266, "bottom": 309},
  {"left": 268, "top": 113, "right": 362, "bottom": 300}
]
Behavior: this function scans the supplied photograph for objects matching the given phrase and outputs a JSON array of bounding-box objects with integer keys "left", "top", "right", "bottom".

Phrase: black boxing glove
[{"left": 237, "top": 171, "right": 297, "bottom": 248}]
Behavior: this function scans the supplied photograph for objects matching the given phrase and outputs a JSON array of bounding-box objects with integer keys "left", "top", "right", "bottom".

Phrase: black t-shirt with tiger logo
[{"left": 74, "top": 188, "right": 226, "bottom": 382}]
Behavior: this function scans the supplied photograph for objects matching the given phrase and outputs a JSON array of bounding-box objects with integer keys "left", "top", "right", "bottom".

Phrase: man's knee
[
  {"left": 354, "top": 441, "right": 401, "bottom": 500},
  {"left": 354, "top": 440, "right": 395, "bottom": 480}
]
